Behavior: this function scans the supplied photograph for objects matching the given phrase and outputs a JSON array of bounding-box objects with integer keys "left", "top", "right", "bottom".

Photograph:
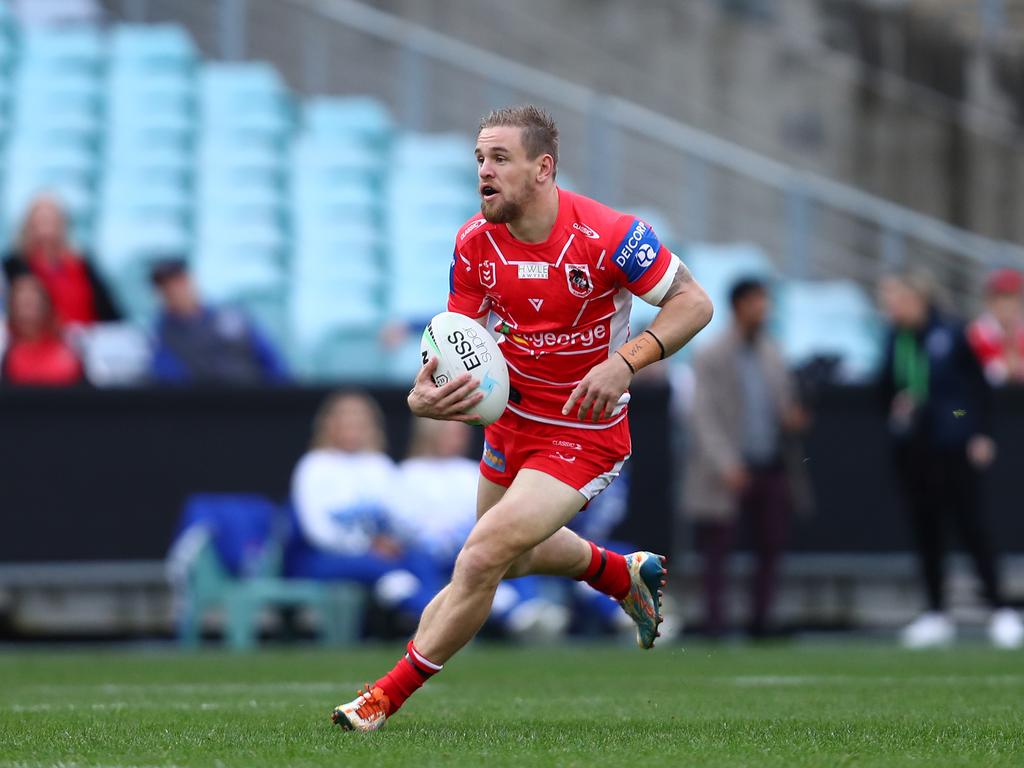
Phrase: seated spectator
[
  {"left": 2, "top": 195, "right": 121, "bottom": 326},
  {"left": 149, "top": 258, "right": 288, "bottom": 385},
  {"left": 284, "top": 392, "right": 443, "bottom": 625},
  {"left": 1, "top": 275, "right": 85, "bottom": 387},
  {"left": 395, "top": 418, "right": 569, "bottom": 639},
  {"left": 968, "top": 268, "right": 1024, "bottom": 385}
]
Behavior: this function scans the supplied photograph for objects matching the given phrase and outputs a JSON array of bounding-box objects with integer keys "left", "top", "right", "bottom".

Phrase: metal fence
[{"left": 106, "top": 0, "right": 1024, "bottom": 310}]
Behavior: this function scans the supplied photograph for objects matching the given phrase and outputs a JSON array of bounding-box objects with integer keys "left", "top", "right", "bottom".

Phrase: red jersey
[
  {"left": 448, "top": 188, "right": 680, "bottom": 429},
  {"left": 967, "top": 313, "right": 1024, "bottom": 385}
]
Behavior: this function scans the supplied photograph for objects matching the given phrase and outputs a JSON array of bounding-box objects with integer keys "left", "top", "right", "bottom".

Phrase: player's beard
[{"left": 481, "top": 185, "right": 530, "bottom": 224}]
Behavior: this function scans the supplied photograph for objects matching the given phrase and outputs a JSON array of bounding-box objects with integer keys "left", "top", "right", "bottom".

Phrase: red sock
[
  {"left": 374, "top": 640, "right": 442, "bottom": 714},
  {"left": 576, "top": 541, "right": 631, "bottom": 600}
]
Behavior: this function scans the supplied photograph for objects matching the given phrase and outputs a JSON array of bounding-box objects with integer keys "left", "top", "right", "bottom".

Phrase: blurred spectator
[
  {"left": 683, "top": 277, "right": 811, "bottom": 639},
  {"left": 1, "top": 275, "right": 85, "bottom": 387},
  {"left": 2, "top": 195, "right": 121, "bottom": 326},
  {"left": 395, "top": 418, "right": 569, "bottom": 639},
  {"left": 878, "top": 270, "right": 1022, "bottom": 649},
  {"left": 967, "top": 268, "right": 1024, "bottom": 386},
  {"left": 284, "top": 392, "right": 443, "bottom": 624},
  {"left": 149, "top": 258, "right": 288, "bottom": 385}
]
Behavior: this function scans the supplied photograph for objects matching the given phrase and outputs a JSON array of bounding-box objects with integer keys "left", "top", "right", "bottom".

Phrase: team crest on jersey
[
  {"left": 564, "top": 263, "right": 593, "bottom": 298},
  {"left": 479, "top": 260, "right": 497, "bottom": 289}
]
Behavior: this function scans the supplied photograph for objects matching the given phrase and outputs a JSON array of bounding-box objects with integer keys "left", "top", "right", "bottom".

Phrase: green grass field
[{"left": 1, "top": 642, "right": 1022, "bottom": 767}]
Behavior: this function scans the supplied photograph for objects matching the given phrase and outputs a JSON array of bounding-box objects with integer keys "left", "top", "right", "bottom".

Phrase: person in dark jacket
[
  {"left": 878, "top": 270, "right": 1022, "bottom": 649},
  {"left": 2, "top": 195, "right": 121, "bottom": 326},
  {"left": 149, "top": 258, "right": 289, "bottom": 385}
]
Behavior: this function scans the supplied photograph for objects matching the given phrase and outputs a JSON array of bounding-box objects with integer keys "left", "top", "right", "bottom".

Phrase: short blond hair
[{"left": 479, "top": 105, "right": 558, "bottom": 175}]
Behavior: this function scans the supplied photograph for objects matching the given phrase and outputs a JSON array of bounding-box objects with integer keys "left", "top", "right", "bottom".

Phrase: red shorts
[{"left": 480, "top": 409, "right": 632, "bottom": 500}]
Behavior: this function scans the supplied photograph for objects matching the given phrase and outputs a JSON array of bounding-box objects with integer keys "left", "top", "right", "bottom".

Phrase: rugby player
[{"left": 334, "top": 105, "right": 713, "bottom": 731}]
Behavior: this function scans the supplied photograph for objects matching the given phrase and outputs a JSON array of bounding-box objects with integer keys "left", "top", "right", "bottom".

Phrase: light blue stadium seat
[
  {"left": 303, "top": 96, "right": 393, "bottom": 149},
  {"left": 198, "top": 141, "right": 285, "bottom": 172},
  {"left": 293, "top": 138, "right": 383, "bottom": 187},
  {"left": 387, "top": 235, "right": 452, "bottom": 320},
  {"left": 197, "top": 181, "right": 282, "bottom": 209},
  {"left": 197, "top": 164, "right": 284, "bottom": 193},
  {"left": 20, "top": 27, "right": 105, "bottom": 70},
  {"left": 291, "top": 178, "right": 379, "bottom": 218},
  {"left": 194, "top": 251, "right": 286, "bottom": 304},
  {"left": 196, "top": 204, "right": 286, "bottom": 246},
  {"left": 394, "top": 132, "right": 472, "bottom": 165},
  {"left": 289, "top": 284, "right": 385, "bottom": 381},
  {"left": 196, "top": 223, "right": 289, "bottom": 258},
  {"left": 199, "top": 63, "right": 292, "bottom": 132},
  {"left": 110, "top": 24, "right": 197, "bottom": 70},
  {"left": 777, "top": 279, "right": 882, "bottom": 381},
  {"left": 107, "top": 120, "right": 194, "bottom": 155}
]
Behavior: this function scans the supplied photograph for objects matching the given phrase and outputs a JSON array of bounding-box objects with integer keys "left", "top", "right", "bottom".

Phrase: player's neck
[{"left": 506, "top": 185, "right": 559, "bottom": 244}]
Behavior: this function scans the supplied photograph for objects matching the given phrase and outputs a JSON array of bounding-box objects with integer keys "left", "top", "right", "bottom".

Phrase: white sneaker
[
  {"left": 900, "top": 612, "right": 955, "bottom": 649},
  {"left": 988, "top": 608, "right": 1024, "bottom": 650}
]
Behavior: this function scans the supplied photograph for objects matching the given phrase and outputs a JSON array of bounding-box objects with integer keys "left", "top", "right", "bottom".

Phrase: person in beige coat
[{"left": 684, "top": 277, "right": 810, "bottom": 638}]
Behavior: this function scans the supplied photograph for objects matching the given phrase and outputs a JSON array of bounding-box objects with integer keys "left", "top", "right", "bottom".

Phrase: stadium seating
[
  {"left": 169, "top": 494, "right": 366, "bottom": 650},
  {"left": 0, "top": 14, "right": 884, "bottom": 383}
]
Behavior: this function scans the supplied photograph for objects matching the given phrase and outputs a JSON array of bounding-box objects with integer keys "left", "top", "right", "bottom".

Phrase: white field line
[{"left": 730, "top": 674, "right": 1024, "bottom": 687}]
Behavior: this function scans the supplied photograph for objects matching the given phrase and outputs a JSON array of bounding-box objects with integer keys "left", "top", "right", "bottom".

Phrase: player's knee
[{"left": 453, "top": 538, "right": 515, "bottom": 588}]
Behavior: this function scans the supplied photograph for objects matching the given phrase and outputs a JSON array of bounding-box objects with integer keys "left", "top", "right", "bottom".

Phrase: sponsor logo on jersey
[
  {"left": 550, "top": 452, "right": 577, "bottom": 463},
  {"left": 551, "top": 439, "right": 582, "bottom": 451},
  {"left": 565, "top": 263, "right": 593, "bottom": 298},
  {"left": 515, "top": 323, "right": 607, "bottom": 350},
  {"left": 479, "top": 260, "right": 497, "bottom": 288},
  {"left": 528, "top": 298, "right": 544, "bottom": 312},
  {"left": 614, "top": 219, "right": 662, "bottom": 283},
  {"left": 460, "top": 218, "right": 487, "bottom": 240},
  {"left": 636, "top": 243, "right": 657, "bottom": 268},
  {"left": 572, "top": 222, "right": 601, "bottom": 239},
  {"left": 518, "top": 263, "right": 549, "bottom": 280},
  {"left": 482, "top": 440, "right": 507, "bottom": 472}
]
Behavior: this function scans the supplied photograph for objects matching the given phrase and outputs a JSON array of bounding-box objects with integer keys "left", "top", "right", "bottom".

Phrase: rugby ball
[{"left": 420, "top": 311, "right": 510, "bottom": 426}]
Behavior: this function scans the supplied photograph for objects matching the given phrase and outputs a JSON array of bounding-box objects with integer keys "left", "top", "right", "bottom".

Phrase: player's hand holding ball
[
  {"left": 413, "top": 311, "right": 510, "bottom": 425},
  {"left": 408, "top": 357, "right": 485, "bottom": 424}
]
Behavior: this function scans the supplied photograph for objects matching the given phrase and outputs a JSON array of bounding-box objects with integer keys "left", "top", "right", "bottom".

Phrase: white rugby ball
[{"left": 420, "top": 311, "right": 510, "bottom": 426}]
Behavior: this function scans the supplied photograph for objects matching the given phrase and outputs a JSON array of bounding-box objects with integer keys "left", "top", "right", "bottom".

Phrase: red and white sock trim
[{"left": 406, "top": 641, "right": 443, "bottom": 673}]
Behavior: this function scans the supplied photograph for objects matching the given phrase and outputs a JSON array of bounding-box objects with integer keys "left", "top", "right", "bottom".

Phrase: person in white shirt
[{"left": 285, "top": 391, "right": 443, "bottom": 621}]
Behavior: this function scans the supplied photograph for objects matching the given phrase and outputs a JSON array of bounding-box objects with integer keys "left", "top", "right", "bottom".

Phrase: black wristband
[
  {"left": 644, "top": 329, "right": 666, "bottom": 360},
  {"left": 616, "top": 351, "right": 636, "bottom": 374}
]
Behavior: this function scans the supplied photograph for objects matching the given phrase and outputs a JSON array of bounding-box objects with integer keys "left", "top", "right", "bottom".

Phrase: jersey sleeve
[
  {"left": 608, "top": 217, "right": 681, "bottom": 306},
  {"left": 447, "top": 245, "right": 491, "bottom": 319}
]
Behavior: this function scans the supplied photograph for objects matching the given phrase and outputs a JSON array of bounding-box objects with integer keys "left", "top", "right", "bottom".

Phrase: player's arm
[
  {"left": 563, "top": 259, "right": 712, "bottom": 421},
  {"left": 637, "top": 259, "right": 714, "bottom": 358}
]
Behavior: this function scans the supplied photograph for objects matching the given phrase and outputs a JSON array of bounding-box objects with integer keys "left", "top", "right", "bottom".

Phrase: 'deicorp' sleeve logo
[{"left": 613, "top": 219, "right": 662, "bottom": 283}]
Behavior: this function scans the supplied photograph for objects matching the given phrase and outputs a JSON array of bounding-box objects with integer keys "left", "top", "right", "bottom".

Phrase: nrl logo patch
[
  {"left": 479, "top": 260, "right": 497, "bottom": 289},
  {"left": 564, "top": 263, "right": 593, "bottom": 298}
]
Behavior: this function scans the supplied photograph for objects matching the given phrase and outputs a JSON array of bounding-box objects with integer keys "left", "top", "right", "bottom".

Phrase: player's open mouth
[{"left": 480, "top": 185, "right": 499, "bottom": 200}]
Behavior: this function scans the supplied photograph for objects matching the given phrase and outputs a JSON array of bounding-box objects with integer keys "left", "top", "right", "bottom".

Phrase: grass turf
[{"left": 0, "top": 642, "right": 1022, "bottom": 767}]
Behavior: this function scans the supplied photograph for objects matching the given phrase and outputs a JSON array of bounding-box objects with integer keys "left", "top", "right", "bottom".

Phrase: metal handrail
[{"left": 286, "top": 0, "right": 1024, "bottom": 268}]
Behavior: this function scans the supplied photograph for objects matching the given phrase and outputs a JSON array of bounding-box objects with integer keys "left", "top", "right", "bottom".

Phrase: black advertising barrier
[{"left": 0, "top": 384, "right": 1021, "bottom": 562}]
